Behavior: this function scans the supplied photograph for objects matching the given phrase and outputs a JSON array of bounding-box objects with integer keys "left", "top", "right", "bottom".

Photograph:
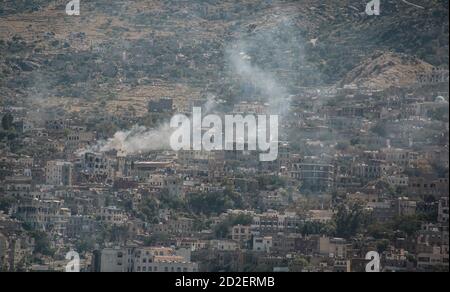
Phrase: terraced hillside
[{"left": 0, "top": 0, "right": 448, "bottom": 118}]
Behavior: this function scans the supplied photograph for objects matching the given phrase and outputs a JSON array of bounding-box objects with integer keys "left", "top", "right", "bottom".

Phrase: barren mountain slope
[
  {"left": 341, "top": 51, "right": 434, "bottom": 90},
  {"left": 0, "top": 0, "right": 448, "bottom": 115}
]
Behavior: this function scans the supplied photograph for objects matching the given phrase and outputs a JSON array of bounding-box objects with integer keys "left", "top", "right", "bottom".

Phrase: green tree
[
  {"left": 289, "top": 256, "right": 310, "bottom": 272},
  {"left": 144, "top": 232, "right": 170, "bottom": 246},
  {"left": 370, "top": 121, "right": 387, "bottom": 137},
  {"left": 335, "top": 141, "right": 350, "bottom": 151},
  {"left": 30, "top": 231, "right": 54, "bottom": 256},
  {"left": 367, "top": 222, "right": 394, "bottom": 240},
  {"left": 75, "top": 236, "right": 96, "bottom": 253},
  {"left": 376, "top": 239, "right": 390, "bottom": 254},
  {"left": 389, "top": 215, "right": 422, "bottom": 237},
  {"left": 0, "top": 196, "right": 15, "bottom": 212},
  {"left": 1, "top": 113, "right": 14, "bottom": 130},
  {"left": 213, "top": 214, "right": 253, "bottom": 239},
  {"left": 334, "top": 202, "right": 369, "bottom": 239}
]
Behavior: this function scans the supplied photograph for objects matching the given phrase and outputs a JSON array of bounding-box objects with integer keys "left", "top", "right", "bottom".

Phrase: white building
[
  {"left": 253, "top": 236, "right": 273, "bottom": 253},
  {"left": 210, "top": 240, "right": 239, "bottom": 251},
  {"left": 98, "top": 246, "right": 198, "bottom": 273}
]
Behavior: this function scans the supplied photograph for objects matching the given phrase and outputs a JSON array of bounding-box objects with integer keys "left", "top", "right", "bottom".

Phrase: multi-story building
[
  {"left": 4, "top": 176, "right": 32, "bottom": 199},
  {"left": 79, "top": 152, "right": 115, "bottom": 179},
  {"left": 45, "top": 161, "right": 73, "bottom": 186},
  {"left": 65, "top": 130, "right": 95, "bottom": 151},
  {"left": 95, "top": 246, "right": 198, "bottom": 272},
  {"left": 381, "top": 148, "right": 419, "bottom": 168},
  {"left": 408, "top": 177, "right": 449, "bottom": 198},
  {"left": 13, "top": 200, "right": 71, "bottom": 235},
  {"left": 417, "top": 246, "right": 449, "bottom": 271},
  {"left": 97, "top": 206, "right": 128, "bottom": 226},
  {"left": 319, "top": 237, "right": 348, "bottom": 259},
  {"left": 417, "top": 67, "right": 449, "bottom": 84},
  {"left": 231, "top": 225, "right": 252, "bottom": 244},
  {"left": 438, "top": 197, "right": 449, "bottom": 224},
  {"left": 351, "top": 160, "right": 387, "bottom": 181},
  {"left": 66, "top": 215, "right": 96, "bottom": 238},
  {"left": 291, "top": 158, "right": 334, "bottom": 192},
  {"left": 210, "top": 240, "right": 240, "bottom": 251},
  {"left": 367, "top": 197, "right": 417, "bottom": 222},
  {"left": 272, "top": 234, "right": 300, "bottom": 254},
  {"left": 252, "top": 212, "right": 301, "bottom": 234},
  {"left": 96, "top": 247, "right": 132, "bottom": 272},
  {"left": 253, "top": 236, "right": 273, "bottom": 253},
  {"left": 45, "top": 119, "right": 71, "bottom": 131},
  {"left": 151, "top": 218, "right": 194, "bottom": 236}
]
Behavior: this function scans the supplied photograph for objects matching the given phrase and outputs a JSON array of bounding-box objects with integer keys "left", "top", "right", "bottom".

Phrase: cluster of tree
[
  {"left": 213, "top": 214, "right": 253, "bottom": 239},
  {"left": 370, "top": 121, "right": 388, "bottom": 137},
  {"left": 28, "top": 230, "right": 55, "bottom": 257},
  {"left": 428, "top": 107, "right": 449, "bottom": 123},
  {"left": 333, "top": 202, "right": 371, "bottom": 239},
  {"left": 187, "top": 190, "right": 244, "bottom": 216},
  {"left": 1, "top": 113, "right": 14, "bottom": 130},
  {"left": 299, "top": 221, "right": 335, "bottom": 236},
  {"left": 257, "top": 175, "right": 287, "bottom": 191},
  {"left": 366, "top": 214, "right": 423, "bottom": 241},
  {"left": 0, "top": 195, "right": 15, "bottom": 213},
  {"left": 136, "top": 197, "right": 160, "bottom": 224},
  {"left": 144, "top": 232, "right": 171, "bottom": 246},
  {"left": 95, "top": 224, "right": 130, "bottom": 245},
  {"left": 0, "top": 113, "right": 18, "bottom": 142}
]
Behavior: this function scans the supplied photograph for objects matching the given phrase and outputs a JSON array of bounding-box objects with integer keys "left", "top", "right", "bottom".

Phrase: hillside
[
  {"left": 341, "top": 51, "right": 434, "bottom": 90},
  {"left": 0, "top": 0, "right": 448, "bottom": 118}
]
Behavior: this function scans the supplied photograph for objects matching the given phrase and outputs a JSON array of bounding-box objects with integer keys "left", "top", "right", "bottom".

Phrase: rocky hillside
[
  {"left": 341, "top": 51, "right": 434, "bottom": 90},
  {"left": 0, "top": 0, "right": 448, "bottom": 114}
]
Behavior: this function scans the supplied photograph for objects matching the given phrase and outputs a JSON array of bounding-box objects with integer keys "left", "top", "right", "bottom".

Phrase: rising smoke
[
  {"left": 79, "top": 124, "right": 172, "bottom": 156},
  {"left": 225, "top": 16, "right": 310, "bottom": 116},
  {"left": 227, "top": 45, "right": 291, "bottom": 115},
  {"left": 85, "top": 14, "right": 311, "bottom": 155}
]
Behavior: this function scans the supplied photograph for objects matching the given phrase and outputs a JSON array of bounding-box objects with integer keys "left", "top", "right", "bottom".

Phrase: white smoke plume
[
  {"left": 204, "top": 93, "right": 217, "bottom": 114},
  {"left": 229, "top": 48, "right": 288, "bottom": 99},
  {"left": 79, "top": 124, "right": 172, "bottom": 156},
  {"left": 225, "top": 16, "right": 306, "bottom": 117},
  {"left": 83, "top": 16, "right": 304, "bottom": 156}
]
